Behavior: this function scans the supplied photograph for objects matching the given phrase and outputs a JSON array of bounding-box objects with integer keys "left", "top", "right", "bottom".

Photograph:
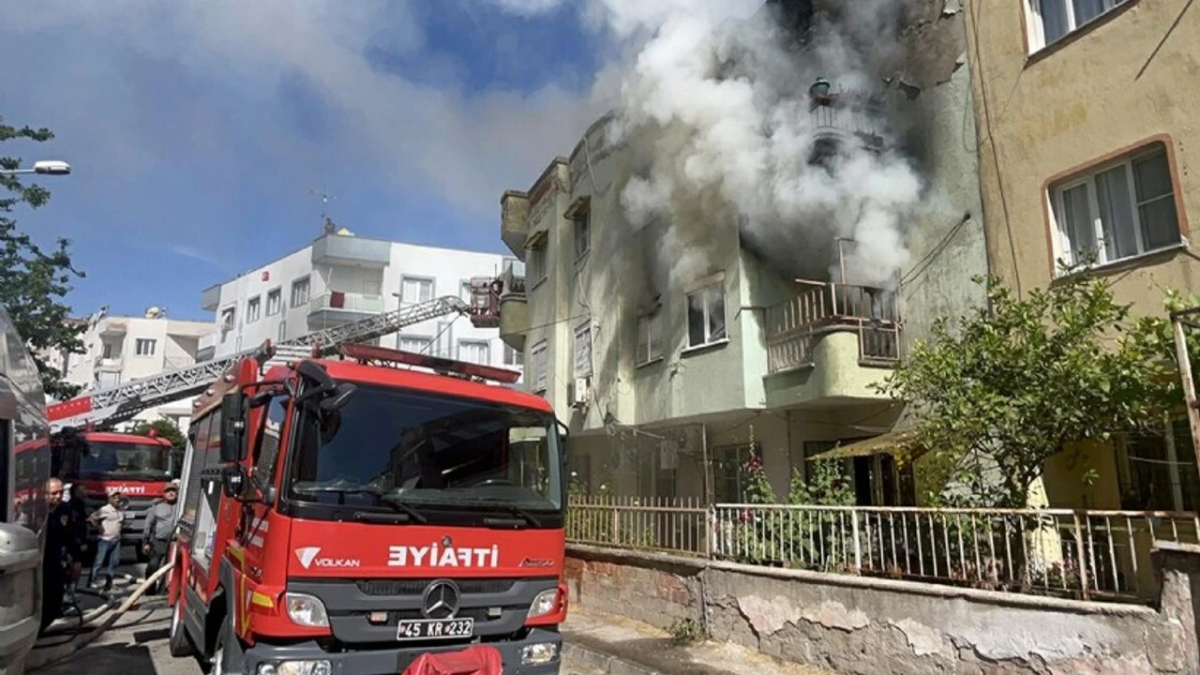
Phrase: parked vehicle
[
  {"left": 0, "top": 305, "right": 51, "bottom": 675},
  {"left": 167, "top": 342, "right": 569, "bottom": 675}
]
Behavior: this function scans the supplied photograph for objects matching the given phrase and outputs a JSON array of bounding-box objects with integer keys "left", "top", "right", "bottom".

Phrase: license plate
[
  {"left": 396, "top": 618, "right": 474, "bottom": 641},
  {"left": 123, "top": 512, "right": 135, "bottom": 521}
]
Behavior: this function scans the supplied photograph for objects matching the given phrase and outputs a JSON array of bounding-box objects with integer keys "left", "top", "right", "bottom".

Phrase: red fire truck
[{"left": 166, "top": 342, "right": 568, "bottom": 675}]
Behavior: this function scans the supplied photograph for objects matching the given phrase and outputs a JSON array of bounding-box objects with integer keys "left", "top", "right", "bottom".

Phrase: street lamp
[{"left": 0, "top": 160, "right": 72, "bottom": 176}]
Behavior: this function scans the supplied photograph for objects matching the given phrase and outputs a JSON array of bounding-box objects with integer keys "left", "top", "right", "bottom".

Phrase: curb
[{"left": 563, "top": 642, "right": 662, "bottom": 675}]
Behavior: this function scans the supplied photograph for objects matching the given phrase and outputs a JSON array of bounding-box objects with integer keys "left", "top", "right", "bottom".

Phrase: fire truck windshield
[
  {"left": 286, "top": 383, "right": 564, "bottom": 519},
  {"left": 74, "top": 441, "right": 172, "bottom": 480}
]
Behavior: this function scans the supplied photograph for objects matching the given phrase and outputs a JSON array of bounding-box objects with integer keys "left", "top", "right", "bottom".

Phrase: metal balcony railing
[
  {"left": 309, "top": 291, "right": 385, "bottom": 315},
  {"left": 765, "top": 281, "right": 902, "bottom": 374}
]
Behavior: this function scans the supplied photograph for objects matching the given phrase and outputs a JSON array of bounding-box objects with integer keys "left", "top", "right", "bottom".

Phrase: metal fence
[{"left": 567, "top": 497, "right": 1200, "bottom": 603}]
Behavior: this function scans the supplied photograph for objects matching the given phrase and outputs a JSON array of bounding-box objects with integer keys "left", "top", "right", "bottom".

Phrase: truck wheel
[
  {"left": 168, "top": 600, "right": 194, "bottom": 657},
  {"left": 201, "top": 617, "right": 233, "bottom": 675}
]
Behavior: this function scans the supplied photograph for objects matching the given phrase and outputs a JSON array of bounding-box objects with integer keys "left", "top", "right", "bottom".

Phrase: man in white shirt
[{"left": 87, "top": 489, "right": 125, "bottom": 591}]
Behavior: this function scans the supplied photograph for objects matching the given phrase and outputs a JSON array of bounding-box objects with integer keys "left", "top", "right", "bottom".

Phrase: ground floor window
[{"left": 1117, "top": 419, "right": 1200, "bottom": 512}]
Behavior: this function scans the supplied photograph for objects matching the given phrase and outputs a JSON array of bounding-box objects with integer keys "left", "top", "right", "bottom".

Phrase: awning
[
  {"left": 807, "top": 427, "right": 926, "bottom": 463},
  {"left": 524, "top": 228, "right": 548, "bottom": 249}
]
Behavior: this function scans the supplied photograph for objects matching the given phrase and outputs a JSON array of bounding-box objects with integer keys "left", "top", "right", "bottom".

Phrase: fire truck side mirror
[{"left": 219, "top": 390, "right": 247, "bottom": 463}]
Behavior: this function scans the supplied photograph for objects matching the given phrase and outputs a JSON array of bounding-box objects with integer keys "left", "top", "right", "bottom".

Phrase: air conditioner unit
[{"left": 569, "top": 377, "right": 591, "bottom": 408}]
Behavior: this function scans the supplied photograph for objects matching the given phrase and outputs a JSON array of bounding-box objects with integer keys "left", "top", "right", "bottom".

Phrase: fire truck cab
[{"left": 167, "top": 343, "right": 569, "bottom": 675}]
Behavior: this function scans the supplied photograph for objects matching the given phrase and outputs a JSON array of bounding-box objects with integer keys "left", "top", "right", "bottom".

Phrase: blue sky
[{"left": 0, "top": 1, "right": 610, "bottom": 321}]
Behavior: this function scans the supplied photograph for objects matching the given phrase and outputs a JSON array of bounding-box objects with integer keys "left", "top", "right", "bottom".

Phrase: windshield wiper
[
  {"left": 378, "top": 495, "right": 428, "bottom": 524},
  {"left": 481, "top": 504, "right": 542, "bottom": 528}
]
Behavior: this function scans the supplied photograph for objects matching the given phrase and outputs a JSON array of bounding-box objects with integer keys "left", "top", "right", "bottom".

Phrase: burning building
[{"left": 492, "top": 0, "right": 988, "bottom": 508}]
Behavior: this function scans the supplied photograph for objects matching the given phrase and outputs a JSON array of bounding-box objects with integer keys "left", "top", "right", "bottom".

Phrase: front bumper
[{"left": 243, "top": 628, "right": 562, "bottom": 675}]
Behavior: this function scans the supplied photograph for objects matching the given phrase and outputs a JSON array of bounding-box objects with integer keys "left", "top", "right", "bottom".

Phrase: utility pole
[{"left": 1170, "top": 306, "right": 1200, "bottom": 482}]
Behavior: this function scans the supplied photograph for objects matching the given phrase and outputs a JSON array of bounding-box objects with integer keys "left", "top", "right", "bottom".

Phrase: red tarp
[{"left": 401, "top": 646, "right": 504, "bottom": 675}]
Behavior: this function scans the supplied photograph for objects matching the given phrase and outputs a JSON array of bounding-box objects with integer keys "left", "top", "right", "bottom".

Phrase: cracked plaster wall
[{"left": 567, "top": 546, "right": 1200, "bottom": 674}]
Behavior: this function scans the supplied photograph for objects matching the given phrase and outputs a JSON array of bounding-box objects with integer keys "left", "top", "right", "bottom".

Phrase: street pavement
[{"left": 31, "top": 562, "right": 601, "bottom": 675}]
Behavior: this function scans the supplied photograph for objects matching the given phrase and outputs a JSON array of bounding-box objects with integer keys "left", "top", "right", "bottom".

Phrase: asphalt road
[{"left": 31, "top": 564, "right": 599, "bottom": 675}]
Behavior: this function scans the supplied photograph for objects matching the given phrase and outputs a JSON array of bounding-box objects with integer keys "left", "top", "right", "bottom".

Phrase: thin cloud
[{"left": 168, "top": 244, "right": 227, "bottom": 271}]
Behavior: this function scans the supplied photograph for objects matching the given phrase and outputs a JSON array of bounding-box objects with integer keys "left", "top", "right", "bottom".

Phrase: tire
[
  {"left": 168, "top": 599, "right": 194, "bottom": 657},
  {"left": 201, "top": 616, "right": 232, "bottom": 675}
]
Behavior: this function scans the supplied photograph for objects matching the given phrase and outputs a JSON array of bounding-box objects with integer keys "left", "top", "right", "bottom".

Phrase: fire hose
[{"left": 25, "top": 562, "right": 175, "bottom": 672}]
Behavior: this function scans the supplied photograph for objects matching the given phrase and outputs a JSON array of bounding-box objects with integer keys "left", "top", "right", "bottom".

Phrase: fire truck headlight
[
  {"left": 284, "top": 593, "right": 329, "bottom": 628},
  {"left": 258, "top": 661, "right": 331, "bottom": 675},
  {"left": 526, "top": 589, "right": 558, "bottom": 619},
  {"left": 521, "top": 642, "right": 558, "bottom": 665}
]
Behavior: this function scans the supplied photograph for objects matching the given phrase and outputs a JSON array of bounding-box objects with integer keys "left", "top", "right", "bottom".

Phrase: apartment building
[
  {"left": 497, "top": 0, "right": 989, "bottom": 505},
  {"left": 46, "top": 307, "right": 214, "bottom": 431},
  {"left": 196, "top": 225, "right": 524, "bottom": 379},
  {"left": 966, "top": 0, "right": 1200, "bottom": 513}
]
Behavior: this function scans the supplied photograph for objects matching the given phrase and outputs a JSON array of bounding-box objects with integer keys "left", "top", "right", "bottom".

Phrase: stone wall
[{"left": 566, "top": 544, "right": 1200, "bottom": 674}]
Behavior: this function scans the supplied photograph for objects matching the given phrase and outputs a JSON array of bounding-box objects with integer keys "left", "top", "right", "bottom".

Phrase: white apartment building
[
  {"left": 47, "top": 307, "right": 215, "bottom": 432},
  {"left": 197, "top": 226, "right": 524, "bottom": 380}
]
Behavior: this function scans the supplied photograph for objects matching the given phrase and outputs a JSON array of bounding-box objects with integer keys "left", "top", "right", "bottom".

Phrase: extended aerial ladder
[{"left": 48, "top": 294, "right": 493, "bottom": 431}]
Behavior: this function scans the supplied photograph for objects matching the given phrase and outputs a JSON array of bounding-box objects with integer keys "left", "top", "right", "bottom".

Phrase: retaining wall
[{"left": 565, "top": 543, "right": 1200, "bottom": 674}]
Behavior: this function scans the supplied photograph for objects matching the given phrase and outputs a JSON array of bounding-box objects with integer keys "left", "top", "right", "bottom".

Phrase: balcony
[
  {"left": 501, "top": 191, "right": 530, "bottom": 257},
  {"left": 497, "top": 263, "right": 528, "bottom": 351},
  {"left": 196, "top": 332, "right": 217, "bottom": 362},
  {"left": 311, "top": 233, "right": 391, "bottom": 268},
  {"left": 808, "top": 84, "right": 886, "bottom": 163},
  {"left": 308, "top": 291, "right": 385, "bottom": 326},
  {"left": 765, "top": 281, "right": 901, "bottom": 375},
  {"left": 200, "top": 284, "right": 222, "bottom": 312},
  {"left": 93, "top": 356, "right": 123, "bottom": 372}
]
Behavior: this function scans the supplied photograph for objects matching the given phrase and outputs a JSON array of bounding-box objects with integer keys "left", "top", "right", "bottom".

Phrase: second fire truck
[{"left": 167, "top": 341, "right": 568, "bottom": 675}]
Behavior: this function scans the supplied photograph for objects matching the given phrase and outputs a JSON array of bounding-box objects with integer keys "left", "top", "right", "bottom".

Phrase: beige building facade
[{"left": 966, "top": 0, "right": 1200, "bottom": 513}]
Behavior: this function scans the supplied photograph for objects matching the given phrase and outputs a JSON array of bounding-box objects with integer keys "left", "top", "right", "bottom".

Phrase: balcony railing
[
  {"left": 566, "top": 496, "right": 1200, "bottom": 604},
  {"left": 309, "top": 291, "right": 385, "bottom": 315},
  {"left": 93, "top": 356, "right": 123, "bottom": 371},
  {"left": 765, "top": 281, "right": 901, "bottom": 373}
]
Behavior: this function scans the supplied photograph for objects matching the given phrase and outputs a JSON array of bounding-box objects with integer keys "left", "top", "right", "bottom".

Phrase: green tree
[
  {"left": 876, "top": 271, "right": 1178, "bottom": 508},
  {"left": 1, "top": 117, "right": 86, "bottom": 400},
  {"left": 130, "top": 417, "right": 186, "bottom": 448}
]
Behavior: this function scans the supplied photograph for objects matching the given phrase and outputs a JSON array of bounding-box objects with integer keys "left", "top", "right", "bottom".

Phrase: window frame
[
  {"left": 399, "top": 334, "right": 434, "bottom": 354},
  {"left": 1048, "top": 141, "right": 1183, "bottom": 273},
  {"left": 504, "top": 344, "right": 524, "bottom": 367},
  {"left": 290, "top": 277, "right": 311, "bottom": 308},
  {"left": 246, "top": 295, "right": 262, "bottom": 323},
  {"left": 527, "top": 243, "right": 548, "bottom": 288},
  {"left": 135, "top": 338, "right": 157, "bottom": 357},
  {"left": 1025, "top": 0, "right": 1128, "bottom": 53},
  {"left": 456, "top": 339, "right": 492, "bottom": 365},
  {"left": 531, "top": 340, "right": 548, "bottom": 393},
  {"left": 399, "top": 275, "right": 435, "bottom": 305},
  {"left": 573, "top": 210, "right": 590, "bottom": 261},
  {"left": 636, "top": 310, "right": 664, "bottom": 367},
  {"left": 265, "top": 288, "right": 283, "bottom": 316},
  {"left": 684, "top": 278, "right": 728, "bottom": 350},
  {"left": 573, "top": 321, "right": 592, "bottom": 379}
]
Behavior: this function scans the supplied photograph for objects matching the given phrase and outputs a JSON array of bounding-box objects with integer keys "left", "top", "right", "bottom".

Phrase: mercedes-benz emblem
[
  {"left": 421, "top": 580, "right": 460, "bottom": 620},
  {"left": 441, "top": 535, "right": 452, "bottom": 547}
]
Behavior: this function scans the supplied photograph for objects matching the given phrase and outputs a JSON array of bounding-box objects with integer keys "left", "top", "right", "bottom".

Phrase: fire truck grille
[{"left": 355, "top": 578, "right": 517, "bottom": 596}]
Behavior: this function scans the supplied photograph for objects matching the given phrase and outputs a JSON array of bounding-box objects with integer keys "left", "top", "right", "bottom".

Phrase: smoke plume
[{"left": 590, "top": 0, "right": 924, "bottom": 290}]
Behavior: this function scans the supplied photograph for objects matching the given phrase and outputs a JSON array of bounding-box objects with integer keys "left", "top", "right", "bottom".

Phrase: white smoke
[{"left": 492, "top": 0, "right": 924, "bottom": 290}]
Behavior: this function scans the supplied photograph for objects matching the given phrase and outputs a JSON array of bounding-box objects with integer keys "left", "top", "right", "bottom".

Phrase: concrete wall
[
  {"left": 566, "top": 544, "right": 1200, "bottom": 674},
  {"left": 965, "top": 0, "right": 1200, "bottom": 309}
]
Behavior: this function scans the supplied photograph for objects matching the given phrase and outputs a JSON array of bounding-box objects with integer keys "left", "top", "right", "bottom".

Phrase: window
[
  {"left": 1028, "top": 0, "right": 1128, "bottom": 49},
  {"left": 253, "top": 395, "right": 289, "bottom": 486},
  {"left": 1118, "top": 420, "right": 1200, "bottom": 512},
  {"left": 135, "top": 338, "right": 157, "bottom": 356},
  {"left": 457, "top": 340, "right": 491, "bottom": 365},
  {"left": 460, "top": 281, "right": 473, "bottom": 303},
  {"left": 400, "top": 276, "right": 434, "bottom": 304},
  {"left": 504, "top": 344, "right": 524, "bottom": 367},
  {"left": 220, "top": 307, "right": 236, "bottom": 331},
  {"left": 1052, "top": 145, "right": 1180, "bottom": 268},
  {"left": 574, "top": 210, "right": 590, "bottom": 259},
  {"left": 266, "top": 288, "right": 282, "bottom": 316},
  {"left": 102, "top": 342, "right": 114, "bottom": 359},
  {"left": 637, "top": 311, "right": 664, "bottom": 366},
  {"left": 246, "top": 296, "right": 261, "bottom": 323},
  {"left": 291, "top": 277, "right": 310, "bottom": 307},
  {"left": 531, "top": 340, "right": 548, "bottom": 392},
  {"left": 573, "top": 321, "right": 592, "bottom": 378},
  {"left": 686, "top": 281, "right": 727, "bottom": 348},
  {"left": 528, "top": 245, "right": 547, "bottom": 286},
  {"left": 399, "top": 335, "right": 433, "bottom": 354},
  {"left": 711, "top": 443, "right": 760, "bottom": 503}
]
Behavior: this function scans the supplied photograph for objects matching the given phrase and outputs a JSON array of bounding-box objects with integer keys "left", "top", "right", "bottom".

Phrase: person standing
[
  {"left": 87, "top": 489, "right": 125, "bottom": 591},
  {"left": 39, "top": 478, "right": 82, "bottom": 634},
  {"left": 141, "top": 480, "right": 178, "bottom": 594}
]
